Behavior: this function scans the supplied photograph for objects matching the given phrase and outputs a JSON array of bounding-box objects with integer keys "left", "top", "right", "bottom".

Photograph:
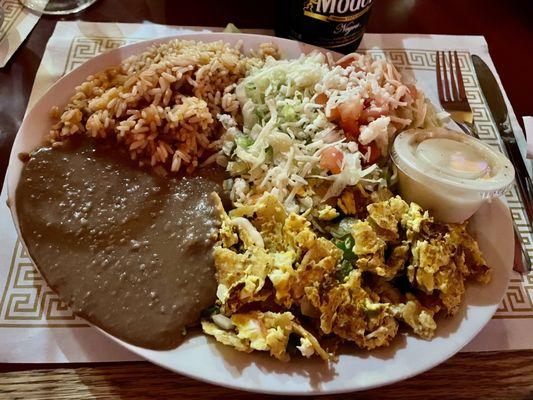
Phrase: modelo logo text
[{"left": 316, "top": 0, "right": 372, "bottom": 14}]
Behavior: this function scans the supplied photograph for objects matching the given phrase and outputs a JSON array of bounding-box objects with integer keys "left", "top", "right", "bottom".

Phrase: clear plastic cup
[
  {"left": 391, "top": 128, "right": 515, "bottom": 223},
  {"left": 19, "top": 0, "right": 97, "bottom": 15}
]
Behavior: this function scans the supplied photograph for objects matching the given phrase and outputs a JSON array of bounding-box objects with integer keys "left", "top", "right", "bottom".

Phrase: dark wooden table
[{"left": 1, "top": 0, "right": 533, "bottom": 398}]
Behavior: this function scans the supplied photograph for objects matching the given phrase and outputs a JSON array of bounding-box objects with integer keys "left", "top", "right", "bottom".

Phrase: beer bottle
[{"left": 276, "top": 0, "right": 374, "bottom": 53}]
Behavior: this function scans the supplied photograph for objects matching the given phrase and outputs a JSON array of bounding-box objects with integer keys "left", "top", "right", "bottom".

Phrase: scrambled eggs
[{"left": 203, "top": 189, "right": 490, "bottom": 361}]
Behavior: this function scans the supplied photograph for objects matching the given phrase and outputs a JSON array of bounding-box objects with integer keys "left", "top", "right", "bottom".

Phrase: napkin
[
  {"left": 524, "top": 117, "right": 533, "bottom": 160},
  {"left": 0, "top": 21, "right": 532, "bottom": 363},
  {"left": 0, "top": 0, "right": 40, "bottom": 68}
]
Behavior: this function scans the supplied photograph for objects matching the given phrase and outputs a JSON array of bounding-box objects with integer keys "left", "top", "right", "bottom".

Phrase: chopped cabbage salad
[{"left": 218, "top": 51, "right": 441, "bottom": 213}]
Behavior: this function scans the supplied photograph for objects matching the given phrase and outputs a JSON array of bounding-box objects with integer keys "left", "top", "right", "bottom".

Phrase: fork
[
  {"left": 436, "top": 51, "right": 479, "bottom": 139},
  {"left": 435, "top": 50, "right": 531, "bottom": 273}
]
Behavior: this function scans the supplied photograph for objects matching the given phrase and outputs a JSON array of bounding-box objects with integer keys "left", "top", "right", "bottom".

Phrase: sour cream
[{"left": 391, "top": 128, "right": 515, "bottom": 222}]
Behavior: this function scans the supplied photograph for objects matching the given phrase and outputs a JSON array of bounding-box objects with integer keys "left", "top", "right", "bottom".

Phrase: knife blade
[
  {"left": 472, "top": 55, "right": 532, "bottom": 273},
  {"left": 472, "top": 55, "right": 533, "bottom": 224}
]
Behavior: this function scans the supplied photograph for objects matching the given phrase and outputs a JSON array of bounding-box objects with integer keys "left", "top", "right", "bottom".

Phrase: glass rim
[{"left": 18, "top": 0, "right": 98, "bottom": 15}]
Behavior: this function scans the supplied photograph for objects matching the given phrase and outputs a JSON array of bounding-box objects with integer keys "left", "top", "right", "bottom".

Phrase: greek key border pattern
[
  {"left": 1, "top": 42, "right": 531, "bottom": 327},
  {"left": 0, "top": 0, "right": 24, "bottom": 43},
  {"left": 0, "top": 240, "right": 88, "bottom": 327},
  {"left": 495, "top": 276, "right": 533, "bottom": 318},
  {"left": 64, "top": 36, "right": 144, "bottom": 73}
]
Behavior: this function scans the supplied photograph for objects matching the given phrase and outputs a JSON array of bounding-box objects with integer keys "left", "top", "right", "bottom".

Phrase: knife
[{"left": 472, "top": 55, "right": 532, "bottom": 272}]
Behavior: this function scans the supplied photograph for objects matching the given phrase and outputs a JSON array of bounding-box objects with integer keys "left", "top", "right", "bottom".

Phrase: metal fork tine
[
  {"left": 454, "top": 51, "right": 467, "bottom": 101},
  {"left": 435, "top": 51, "right": 444, "bottom": 102},
  {"left": 441, "top": 51, "right": 451, "bottom": 101},
  {"left": 436, "top": 49, "right": 475, "bottom": 125},
  {"left": 448, "top": 51, "right": 459, "bottom": 101}
]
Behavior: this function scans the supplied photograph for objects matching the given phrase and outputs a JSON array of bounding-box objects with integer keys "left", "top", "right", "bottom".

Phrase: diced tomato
[
  {"left": 360, "top": 141, "right": 381, "bottom": 166},
  {"left": 344, "top": 121, "right": 360, "bottom": 142},
  {"left": 315, "top": 93, "right": 328, "bottom": 105},
  {"left": 337, "top": 99, "right": 363, "bottom": 139},
  {"left": 329, "top": 106, "right": 340, "bottom": 121},
  {"left": 320, "top": 147, "right": 344, "bottom": 174}
]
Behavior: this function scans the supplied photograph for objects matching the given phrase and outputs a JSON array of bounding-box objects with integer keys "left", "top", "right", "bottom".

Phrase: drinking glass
[{"left": 18, "top": 0, "right": 98, "bottom": 15}]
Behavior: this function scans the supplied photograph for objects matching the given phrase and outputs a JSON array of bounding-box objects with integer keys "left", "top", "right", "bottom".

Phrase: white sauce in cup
[{"left": 391, "top": 128, "right": 515, "bottom": 222}]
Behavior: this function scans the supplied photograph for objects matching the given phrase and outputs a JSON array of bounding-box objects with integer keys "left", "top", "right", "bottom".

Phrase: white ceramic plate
[{"left": 6, "top": 33, "right": 514, "bottom": 395}]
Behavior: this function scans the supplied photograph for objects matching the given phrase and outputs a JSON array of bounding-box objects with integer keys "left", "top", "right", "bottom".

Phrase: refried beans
[{"left": 15, "top": 138, "right": 227, "bottom": 349}]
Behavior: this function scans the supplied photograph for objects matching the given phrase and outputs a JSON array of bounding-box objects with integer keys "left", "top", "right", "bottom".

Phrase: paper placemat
[
  {"left": 0, "top": 21, "right": 531, "bottom": 363},
  {"left": 0, "top": 0, "right": 40, "bottom": 68}
]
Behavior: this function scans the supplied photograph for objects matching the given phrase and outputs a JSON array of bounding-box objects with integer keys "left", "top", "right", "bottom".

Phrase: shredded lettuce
[
  {"left": 235, "top": 134, "right": 254, "bottom": 149},
  {"left": 221, "top": 51, "right": 437, "bottom": 213}
]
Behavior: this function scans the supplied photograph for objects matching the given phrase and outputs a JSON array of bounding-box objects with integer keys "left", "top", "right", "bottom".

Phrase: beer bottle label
[{"left": 278, "top": 0, "right": 373, "bottom": 53}]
